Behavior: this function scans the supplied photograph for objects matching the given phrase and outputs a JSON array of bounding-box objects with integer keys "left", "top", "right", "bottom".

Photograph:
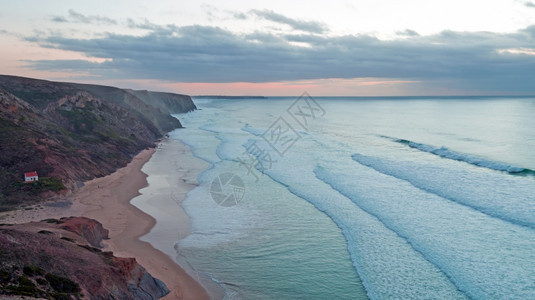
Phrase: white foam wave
[
  {"left": 399, "top": 139, "right": 527, "bottom": 173},
  {"left": 316, "top": 161, "right": 535, "bottom": 299},
  {"left": 352, "top": 153, "right": 535, "bottom": 228},
  {"left": 176, "top": 185, "right": 263, "bottom": 249}
]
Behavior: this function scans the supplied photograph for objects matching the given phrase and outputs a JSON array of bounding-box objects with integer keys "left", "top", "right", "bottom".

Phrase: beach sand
[
  {"left": 0, "top": 139, "right": 211, "bottom": 300},
  {"left": 131, "top": 138, "right": 224, "bottom": 299}
]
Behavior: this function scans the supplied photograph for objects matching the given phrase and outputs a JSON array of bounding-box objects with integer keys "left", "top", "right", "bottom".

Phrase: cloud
[
  {"left": 397, "top": 29, "right": 419, "bottom": 36},
  {"left": 51, "top": 9, "right": 117, "bottom": 25},
  {"left": 126, "top": 18, "right": 164, "bottom": 31},
  {"left": 522, "top": 25, "right": 535, "bottom": 39},
  {"left": 233, "top": 12, "right": 248, "bottom": 20},
  {"left": 498, "top": 48, "right": 535, "bottom": 55},
  {"left": 525, "top": 1, "right": 535, "bottom": 7},
  {"left": 51, "top": 16, "right": 68, "bottom": 23},
  {"left": 24, "top": 23, "right": 535, "bottom": 93},
  {"left": 250, "top": 10, "right": 327, "bottom": 34}
]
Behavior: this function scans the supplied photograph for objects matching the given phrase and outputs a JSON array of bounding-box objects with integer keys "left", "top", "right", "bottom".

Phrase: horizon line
[
  {"left": 193, "top": 94, "right": 535, "bottom": 98},
  {"left": 2, "top": 74, "right": 535, "bottom": 99}
]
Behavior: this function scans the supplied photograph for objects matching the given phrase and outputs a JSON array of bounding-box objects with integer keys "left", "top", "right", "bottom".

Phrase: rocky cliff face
[
  {"left": 0, "top": 217, "right": 169, "bottom": 299},
  {"left": 70, "top": 83, "right": 183, "bottom": 133},
  {"left": 126, "top": 90, "right": 197, "bottom": 114},
  {"left": 0, "top": 75, "right": 196, "bottom": 211}
]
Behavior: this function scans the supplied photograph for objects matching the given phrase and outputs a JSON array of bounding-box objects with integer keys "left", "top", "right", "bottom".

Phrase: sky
[{"left": 1, "top": 0, "right": 535, "bottom": 96}]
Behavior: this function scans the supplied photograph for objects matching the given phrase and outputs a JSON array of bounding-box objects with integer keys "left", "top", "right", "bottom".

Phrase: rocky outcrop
[
  {"left": 59, "top": 217, "right": 109, "bottom": 248},
  {"left": 114, "top": 257, "right": 170, "bottom": 300},
  {"left": 0, "top": 75, "right": 197, "bottom": 210},
  {"left": 0, "top": 217, "right": 169, "bottom": 299}
]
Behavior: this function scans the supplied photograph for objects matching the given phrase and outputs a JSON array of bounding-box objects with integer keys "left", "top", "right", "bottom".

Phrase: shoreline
[
  {"left": 0, "top": 141, "right": 211, "bottom": 299},
  {"left": 130, "top": 137, "right": 224, "bottom": 299}
]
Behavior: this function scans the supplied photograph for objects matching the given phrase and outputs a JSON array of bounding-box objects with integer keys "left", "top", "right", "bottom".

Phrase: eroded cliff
[
  {"left": 0, "top": 75, "right": 195, "bottom": 211},
  {"left": 0, "top": 217, "right": 169, "bottom": 299}
]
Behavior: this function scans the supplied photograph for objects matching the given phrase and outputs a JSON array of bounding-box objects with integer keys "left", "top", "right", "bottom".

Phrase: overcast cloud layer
[{"left": 23, "top": 10, "right": 535, "bottom": 93}]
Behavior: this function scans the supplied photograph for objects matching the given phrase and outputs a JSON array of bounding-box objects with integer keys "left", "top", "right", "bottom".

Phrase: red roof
[{"left": 25, "top": 171, "right": 38, "bottom": 177}]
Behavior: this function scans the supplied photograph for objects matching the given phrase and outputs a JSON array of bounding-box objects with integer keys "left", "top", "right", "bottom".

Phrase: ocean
[{"left": 169, "top": 96, "right": 535, "bottom": 299}]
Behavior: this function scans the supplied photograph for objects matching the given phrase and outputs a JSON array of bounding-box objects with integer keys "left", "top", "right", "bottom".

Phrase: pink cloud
[{"left": 122, "top": 78, "right": 423, "bottom": 96}]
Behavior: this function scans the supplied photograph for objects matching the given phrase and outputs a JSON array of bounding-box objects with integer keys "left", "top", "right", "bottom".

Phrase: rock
[
  {"left": 114, "top": 257, "right": 170, "bottom": 299},
  {"left": 0, "top": 217, "right": 169, "bottom": 299},
  {"left": 59, "top": 217, "right": 109, "bottom": 248}
]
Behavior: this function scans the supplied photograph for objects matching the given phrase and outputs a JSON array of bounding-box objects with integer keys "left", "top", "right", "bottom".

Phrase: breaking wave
[{"left": 390, "top": 137, "right": 535, "bottom": 176}]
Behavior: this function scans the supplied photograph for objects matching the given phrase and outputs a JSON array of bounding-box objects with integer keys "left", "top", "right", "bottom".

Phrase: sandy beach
[{"left": 0, "top": 139, "right": 211, "bottom": 300}]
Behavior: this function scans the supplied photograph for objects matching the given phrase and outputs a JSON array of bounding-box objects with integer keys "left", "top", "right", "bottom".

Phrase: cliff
[
  {"left": 0, "top": 75, "right": 195, "bottom": 211},
  {"left": 126, "top": 90, "right": 197, "bottom": 114},
  {"left": 0, "top": 217, "right": 169, "bottom": 299},
  {"left": 70, "top": 83, "right": 183, "bottom": 133}
]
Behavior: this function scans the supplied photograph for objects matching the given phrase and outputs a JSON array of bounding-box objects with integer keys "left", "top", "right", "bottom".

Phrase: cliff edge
[
  {"left": 126, "top": 90, "right": 197, "bottom": 114},
  {"left": 0, "top": 217, "right": 169, "bottom": 299}
]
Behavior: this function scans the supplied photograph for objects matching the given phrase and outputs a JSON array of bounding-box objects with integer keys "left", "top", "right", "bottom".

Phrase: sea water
[{"left": 170, "top": 96, "right": 535, "bottom": 299}]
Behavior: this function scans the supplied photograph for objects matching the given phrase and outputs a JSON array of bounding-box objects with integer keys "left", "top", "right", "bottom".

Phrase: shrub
[
  {"left": 17, "top": 275, "right": 35, "bottom": 287},
  {"left": 45, "top": 273, "right": 80, "bottom": 293},
  {"left": 43, "top": 218, "right": 64, "bottom": 224},
  {"left": 37, "top": 177, "right": 66, "bottom": 192},
  {"left": 49, "top": 292, "right": 73, "bottom": 300},
  {"left": 6, "top": 284, "right": 40, "bottom": 297},
  {"left": 0, "top": 269, "right": 12, "bottom": 283},
  {"left": 23, "top": 265, "right": 44, "bottom": 276},
  {"left": 38, "top": 230, "right": 54, "bottom": 235}
]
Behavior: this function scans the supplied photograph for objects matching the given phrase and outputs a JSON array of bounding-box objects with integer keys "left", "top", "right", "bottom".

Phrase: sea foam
[
  {"left": 391, "top": 138, "right": 533, "bottom": 175},
  {"left": 316, "top": 159, "right": 535, "bottom": 299}
]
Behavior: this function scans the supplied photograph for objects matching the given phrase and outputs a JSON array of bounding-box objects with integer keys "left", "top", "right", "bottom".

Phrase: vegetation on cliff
[
  {"left": 0, "top": 217, "right": 169, "bottom": 299},
  {"left": 0, "top": 75, "right": 196, "bottom": 211}
]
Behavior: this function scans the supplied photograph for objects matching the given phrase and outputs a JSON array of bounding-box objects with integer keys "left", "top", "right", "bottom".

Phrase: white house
[{"left": 24, "top": 171, "right": 38, "bottom": 182}]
